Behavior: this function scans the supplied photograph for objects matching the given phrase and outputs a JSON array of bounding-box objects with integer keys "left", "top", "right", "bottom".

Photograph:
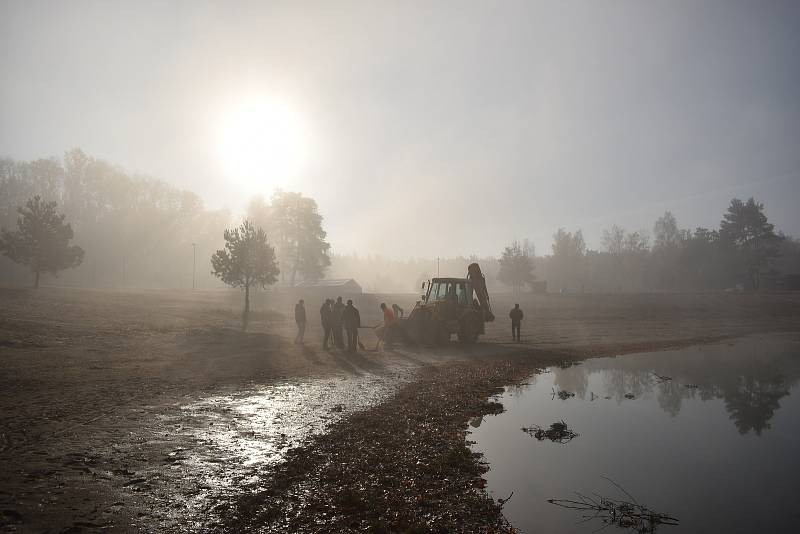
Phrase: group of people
[
  {"left": 295, "top": 297, "right": 362, "bottom": 352},
  {"left": 293, "top": 297, "right": 406, "bottom": 353},
  {"left": 319, "top": 297, "right": 362, "bottom": 352},
  {"left": 295, "top": 298, "right": 527, "bottom": 348}
]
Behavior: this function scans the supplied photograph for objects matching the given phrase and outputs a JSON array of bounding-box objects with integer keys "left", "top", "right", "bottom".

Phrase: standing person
[
  {"left": 341, "top": 299, "right": 361, "bottom": 353},
  {"left": 392, "top": 303, "right": 404, "bottom": 319},
  {"left": 333, "top": 296, "right": 345, "bottom": 349},
  {"left": 294, "top": 299, "right": 307, "bottom": 344},
  {"left": 379, "top": 302, "right": 396, "bottom": 350},
  {"left": 320, "top": 299, "right": 333, "bottom": 350},
  {"left": 509, "top": 303, "right": 523, "bottom": 342}
]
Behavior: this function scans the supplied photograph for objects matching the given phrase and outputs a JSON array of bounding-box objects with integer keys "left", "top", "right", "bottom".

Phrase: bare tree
[{"left": 601, "top": 225, "right": 625, "bottom": 255}]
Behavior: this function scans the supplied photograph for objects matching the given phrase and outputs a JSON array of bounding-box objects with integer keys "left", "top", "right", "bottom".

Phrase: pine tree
[
  {"left": 211, "top": 220, "right": 279, "bottom": 328},
  {"left": 0, "top": 196, "right": 84, "bottom": 288},
  {"left": 720, "top": 198, "right": 782, "bottom": 289}
]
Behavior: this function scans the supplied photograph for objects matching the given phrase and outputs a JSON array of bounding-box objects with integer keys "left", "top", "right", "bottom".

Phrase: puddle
[
  {"left": 124, "top": 372, "right": 411, "bottom": 531},
  {"left": 470, "top": 334, "right": 800, "bottom": 533}
]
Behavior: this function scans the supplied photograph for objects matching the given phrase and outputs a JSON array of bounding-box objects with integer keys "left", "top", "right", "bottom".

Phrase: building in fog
[{"left": 293, "top": 278, "right": 363, "bottom": 295}]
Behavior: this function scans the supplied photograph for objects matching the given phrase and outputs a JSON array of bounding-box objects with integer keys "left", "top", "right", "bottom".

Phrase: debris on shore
[{"left": 219, "top": 357, "right": 554, "bottom": 532}]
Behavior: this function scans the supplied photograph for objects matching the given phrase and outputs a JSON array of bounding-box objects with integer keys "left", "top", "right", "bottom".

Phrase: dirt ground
[{"left": 1, "top": 287, "right": 799, "bottom": 532}]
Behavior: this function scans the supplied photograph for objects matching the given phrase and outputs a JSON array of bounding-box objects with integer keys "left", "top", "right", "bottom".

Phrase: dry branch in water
[{"left": 548, "top": 477, "right": 679, "bottom": 533}]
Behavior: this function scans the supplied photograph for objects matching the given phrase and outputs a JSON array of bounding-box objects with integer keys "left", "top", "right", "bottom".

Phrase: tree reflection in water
[{"left": 550, "top": 335, "right": 800, "bottom": 435}]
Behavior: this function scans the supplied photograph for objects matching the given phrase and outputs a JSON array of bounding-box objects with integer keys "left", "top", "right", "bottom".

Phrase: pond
[{"left": 469, "top": 334, "right": 800, "bottom": 533}]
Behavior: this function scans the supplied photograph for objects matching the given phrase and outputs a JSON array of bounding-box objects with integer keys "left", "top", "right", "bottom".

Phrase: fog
[
  {"left": 4, "top": 4, "right": 800, "bottom": 532},
  {"left": 2, "top": 0, "right": 799, "bottom": 263},
  {"left": 0, "top": 2, "right": 800, "bottom": 290}
]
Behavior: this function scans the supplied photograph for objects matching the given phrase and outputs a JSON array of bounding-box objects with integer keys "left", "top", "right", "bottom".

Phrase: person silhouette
[
  {"left": 294, "top": 299, "right": 307, "bottom": 344},
  {"left": 342, "top": 299, "right": 361, "bottom": 353},
  {"left": 509, "top": 303, "right": 523, "bottom": 342}
]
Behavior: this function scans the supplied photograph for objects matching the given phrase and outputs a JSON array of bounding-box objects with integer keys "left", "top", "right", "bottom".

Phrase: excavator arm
[{"left": 467, "top": 263, "right": 495, "bottom": 322}]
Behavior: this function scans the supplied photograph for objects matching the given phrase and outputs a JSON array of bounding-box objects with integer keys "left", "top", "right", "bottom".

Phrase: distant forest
[{"left": 2, "top": 150, "right": 798, "bottom": 293}]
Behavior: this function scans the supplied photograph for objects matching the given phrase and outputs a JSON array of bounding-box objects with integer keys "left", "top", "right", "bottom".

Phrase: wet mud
[{"left": 2, "top": 288, "right": 800, "bottom": 532}]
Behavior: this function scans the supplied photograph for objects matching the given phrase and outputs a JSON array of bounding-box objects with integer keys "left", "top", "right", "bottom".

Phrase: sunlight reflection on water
[{"left": 146, "top": 372, "right": 410, "bottom": 529}]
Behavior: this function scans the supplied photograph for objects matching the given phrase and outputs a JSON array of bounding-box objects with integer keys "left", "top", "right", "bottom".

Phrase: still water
[{"left": 470, "top": 334, "right": 800, "bottom": 533}]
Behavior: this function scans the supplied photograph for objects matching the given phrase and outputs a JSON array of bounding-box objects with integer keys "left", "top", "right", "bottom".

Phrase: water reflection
[
  {"left": 131, "top": 373, "right": 408, "bottom": 531},
  {"left": 551, "top": 335, "right": 800, "bottom": 434},
  {"left": 470, "top": 334, "right": 800, "bottom": 534}
]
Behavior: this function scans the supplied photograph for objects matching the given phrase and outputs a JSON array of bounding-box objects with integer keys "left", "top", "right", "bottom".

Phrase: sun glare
[{"left": 217, "top": 97, "right": 309, "bottom": 194}]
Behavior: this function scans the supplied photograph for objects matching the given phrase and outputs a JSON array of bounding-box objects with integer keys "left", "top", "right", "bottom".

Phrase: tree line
[
  {"left": 0, "top": 150, "right": 331, "bottom": 290},
  {"left": 2, "top": 150, "right": 798, "bottom": 294},
  {"left": 498, "top": 199, "right": 799, "bottom": 293}
]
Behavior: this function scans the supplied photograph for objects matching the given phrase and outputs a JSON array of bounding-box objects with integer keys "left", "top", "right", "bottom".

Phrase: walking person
[
  {"left": 509, "top": 303, "right": 523, "bottom": 342},
  {"left": 333, "top": 296, "right": 345, "bottom": 349},
  {"left": 341, "top": 299, "right": 361, "bottom": 353},
  {"left": 294, "top": 299, "right": 307, "bottom": 344},
  {"left": 320, "top": 299, "right": 333, "bottom": 350}
]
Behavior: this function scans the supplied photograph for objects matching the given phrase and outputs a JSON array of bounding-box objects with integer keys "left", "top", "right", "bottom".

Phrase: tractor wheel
[
  {"left": 417, "top": 310, "right": 438, "bottom": 345},
  {"left": 458, "top": 314, "right": 481, "bottom": 344},
  {"left": 434, "top": 324, "right": 451, "bottom": 345}
]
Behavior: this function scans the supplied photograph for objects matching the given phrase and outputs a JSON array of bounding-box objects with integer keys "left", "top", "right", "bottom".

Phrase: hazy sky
[{"left": 2, "top": 0, "right": 799, "bottom": 257}]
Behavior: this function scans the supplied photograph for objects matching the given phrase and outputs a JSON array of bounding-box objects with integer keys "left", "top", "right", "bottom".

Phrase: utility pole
[{"left": 191, "top": 243, "right": 196, "bottom": 290}]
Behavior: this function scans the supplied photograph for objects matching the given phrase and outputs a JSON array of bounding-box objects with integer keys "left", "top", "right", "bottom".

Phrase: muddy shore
[{"left": 2, "top": 287, "right": 799, "bottom": 532}]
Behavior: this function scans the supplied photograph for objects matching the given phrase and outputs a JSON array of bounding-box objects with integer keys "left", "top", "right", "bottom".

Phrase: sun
[{"left": 217, "top": 97, "right": 309, "bottom": 194}]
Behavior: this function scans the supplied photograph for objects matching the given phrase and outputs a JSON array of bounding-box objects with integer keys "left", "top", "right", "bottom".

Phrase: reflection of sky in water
[{"left": 471, "top": 334, "right": 800, "bottom": 534}]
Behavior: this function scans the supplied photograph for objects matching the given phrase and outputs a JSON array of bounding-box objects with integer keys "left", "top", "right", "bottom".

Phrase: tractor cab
[{"left": 423, "top": 278, "right": 474, "bottom": 307}]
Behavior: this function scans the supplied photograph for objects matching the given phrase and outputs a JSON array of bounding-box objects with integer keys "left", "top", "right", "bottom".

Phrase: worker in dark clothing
[
  {"left": 320, "top": 299, "right": 333, "bottom": 350},
  {"left": 333, "top": 296, "right": 345, "bottom": 349},
  {"left": 509, "top": 303, "right": 523, "bottom": 342},
  {"left": 294, "top": 299, "right": 306, "bottom": 344},
  {"left": 341, "top": 299, "right": 361, "bottom": 353}
]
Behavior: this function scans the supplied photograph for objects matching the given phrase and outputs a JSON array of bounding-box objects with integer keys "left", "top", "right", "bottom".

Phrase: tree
[
  {"left": 249, "top": 191, "right": 331, "bottom": 285},
  {"left": 652, "top": 212, "right": 684, "bottom": 290},
  {"left": 720, "top": 198, "right": 783, "bottom": 289},
  {"left": 601, "top": 225, "right": 625, "bottom": 255},
  {"left": 653, "top": 211, "right": 681, "bottom": 250},
  {"left": 211, "top": 220, "right": 279, "bottom": 328},
  {"left": 0, "top": 196, "right": 84, "bottom": 288},
  {"left": 498, "top": 240, "right": 536, "bottom": 293},
  {"left": 550, "top": 228, "right": 586, "bottom": 291},
  {"left": 678, "top": 227, "right": 737, "bottom": 290}
]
